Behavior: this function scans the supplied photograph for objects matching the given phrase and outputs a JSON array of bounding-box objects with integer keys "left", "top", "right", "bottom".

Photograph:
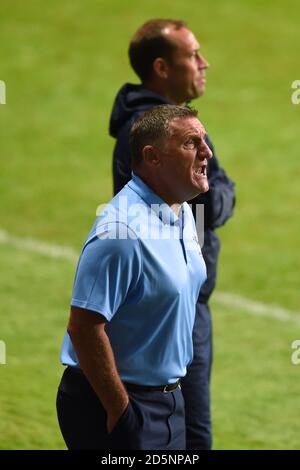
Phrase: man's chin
[
  {"left": 186, "top": 88, "right": 204, "bottom": 102},
  {"left": 198, "top": 184, "right": 209, "bottom": 194},
  {"left": 188, "top": 182, "right": 209, "bottom": 199},
  {"left": 193, "top": 175, "right": 209, "bottom": 193},
  {"left": 192, "top": 82, "right": 206, "bottom": 98},
  {"left": 197, "top": 87, "right": 205, "bottom": 98},
  {"left": 201, "top": 178, "right": 209, "bottom": 190}
]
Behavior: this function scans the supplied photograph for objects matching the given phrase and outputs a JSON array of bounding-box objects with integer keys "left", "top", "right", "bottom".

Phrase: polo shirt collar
[{"left": 128, "top": 173, "right": 180, "bottom": 226}]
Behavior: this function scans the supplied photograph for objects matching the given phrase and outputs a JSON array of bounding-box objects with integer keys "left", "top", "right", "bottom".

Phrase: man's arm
[{"left": 67, "top": 305, "right": 129, "bottom": 433}]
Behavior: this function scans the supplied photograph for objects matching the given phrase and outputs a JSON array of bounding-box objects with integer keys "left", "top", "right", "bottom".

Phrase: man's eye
[{"left": 184, "top": 139, "right": 195, "bottom": 148}]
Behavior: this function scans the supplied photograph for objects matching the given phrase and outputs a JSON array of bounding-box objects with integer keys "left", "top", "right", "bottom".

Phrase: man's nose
[
  {"left": 199, "top": 139, "right": 213, "bottom": 160},
  {"left": 206, "top": 143, "right": 213, "bottom": 159},
  {"left": 197, "top": 54, "right": 209, "bottom": 69}
]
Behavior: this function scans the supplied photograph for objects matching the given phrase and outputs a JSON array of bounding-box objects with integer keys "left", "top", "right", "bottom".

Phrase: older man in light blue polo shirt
[{"left": 56, "top": 105, "right": 212, "bottom": 450}]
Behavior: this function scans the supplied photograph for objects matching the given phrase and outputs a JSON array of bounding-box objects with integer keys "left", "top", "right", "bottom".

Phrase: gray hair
[{"left": 130, "top": 104, "right": 198, "bottom": 169}]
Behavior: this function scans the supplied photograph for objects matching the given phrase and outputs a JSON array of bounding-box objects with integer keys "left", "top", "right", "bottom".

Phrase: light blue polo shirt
[{"left": 61, "top": 174, "right": 207, "bottom": 385}]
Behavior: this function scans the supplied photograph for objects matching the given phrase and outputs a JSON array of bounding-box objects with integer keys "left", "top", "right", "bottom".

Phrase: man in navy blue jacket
[{"left": 109, "top": 19, "right": 235, "bottom": 450}]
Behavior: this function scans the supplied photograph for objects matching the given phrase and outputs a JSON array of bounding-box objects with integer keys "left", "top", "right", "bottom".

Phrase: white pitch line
[
  {"left": 0, "top": 228, "right": 78, "bottom": 262},
  {"left": 1, "top": 227, "right": 300, "bottom": 323},
  {"left": 214, "top": 292, "right": 300, "bottom": 324}
]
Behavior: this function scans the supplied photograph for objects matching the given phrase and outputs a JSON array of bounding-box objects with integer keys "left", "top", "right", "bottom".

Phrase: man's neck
[
  {"left": 142, "top": 81, "right": 185, "bottom": 106},
  {"left": 134, "top": 172, "right": 183, "bottom": 215},
  {"left": 170, "top": 203, "right": 182, "bottom": 217}
]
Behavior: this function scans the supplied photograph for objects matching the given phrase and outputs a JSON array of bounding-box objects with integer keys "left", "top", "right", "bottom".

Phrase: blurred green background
[{"left": 0, "top": 0, "right": 299, "bottom": 449}]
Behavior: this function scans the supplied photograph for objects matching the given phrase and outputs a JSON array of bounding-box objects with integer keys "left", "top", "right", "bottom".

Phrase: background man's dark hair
[
  {"left": 129, "top": 19, "right": 187, "bottom": 82},
  {"left": 130, "top": 104, "right": 198, "bottom": 169}
]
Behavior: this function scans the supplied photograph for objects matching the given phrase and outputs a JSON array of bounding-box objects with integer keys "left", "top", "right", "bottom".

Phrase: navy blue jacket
[{"left": 109, "top": 83, "right": 235, "bottom": 302}]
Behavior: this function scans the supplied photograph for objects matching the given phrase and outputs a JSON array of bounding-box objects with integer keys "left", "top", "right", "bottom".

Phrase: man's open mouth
[{"left": 194, "top": 165, "right": 207, "bottom": 177}]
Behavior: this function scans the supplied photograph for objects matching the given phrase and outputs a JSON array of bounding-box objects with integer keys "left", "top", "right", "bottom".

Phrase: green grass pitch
[{"left": 0, "top": 0, "right": 300, "bottom": 449}]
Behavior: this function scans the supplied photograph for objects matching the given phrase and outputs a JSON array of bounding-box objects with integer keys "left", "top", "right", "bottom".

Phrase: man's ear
[
  {"left": 153, "top": 57, "right": 169, "bottom": 79},
  {"left": 142, "top": 145, "right": 161, "bottom": 167}
]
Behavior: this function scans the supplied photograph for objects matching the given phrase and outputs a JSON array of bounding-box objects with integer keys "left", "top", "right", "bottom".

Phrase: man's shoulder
[
  {"left": 111, "top": 83, "right": 170, "bottom": 135},
  {"left": 91, "top": 184, "right": 147, "bottom": 241}
]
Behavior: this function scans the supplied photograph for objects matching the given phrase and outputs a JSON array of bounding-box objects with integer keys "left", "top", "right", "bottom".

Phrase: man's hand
[{"left": 107, "top": 397, "right": 130, "bottom": 434}]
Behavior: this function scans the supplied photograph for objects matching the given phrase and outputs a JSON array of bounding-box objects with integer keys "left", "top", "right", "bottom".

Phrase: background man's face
[
  {"left": 157, "top": 116, "right": 213, "bottom": 202},
  {"left": 164, "top": 27, "right": 209, "bottom": 104}
]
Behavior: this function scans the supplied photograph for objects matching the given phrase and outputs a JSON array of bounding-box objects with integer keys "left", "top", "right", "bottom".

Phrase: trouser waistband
[{"left": 66, "top": 367, "right": 181, "bottom": 393}]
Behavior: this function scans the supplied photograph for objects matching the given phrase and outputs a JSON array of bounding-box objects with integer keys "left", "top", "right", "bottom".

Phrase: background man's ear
[
  {"left": 153, "top": 57, "right": 169, "bottom": 79},
  {"left": 142, "top": 145, "right": 161, "bottom": 167}
]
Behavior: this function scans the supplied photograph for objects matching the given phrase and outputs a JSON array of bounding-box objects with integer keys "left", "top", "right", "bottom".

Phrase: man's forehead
[
  {"left": 163, "top": 26, "right": 200, "bottom": 51},
  {"left": 169, "top": 117, "right": 206, "bottom": 136}
]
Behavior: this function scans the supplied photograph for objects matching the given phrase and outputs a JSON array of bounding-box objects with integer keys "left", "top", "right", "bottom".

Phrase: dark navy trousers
[
  {"left": 181, "top": 302, "right": 213, "bottom": 450},
  {"left": 56, "top": 367, "right": 186, "bottom": 450}
]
